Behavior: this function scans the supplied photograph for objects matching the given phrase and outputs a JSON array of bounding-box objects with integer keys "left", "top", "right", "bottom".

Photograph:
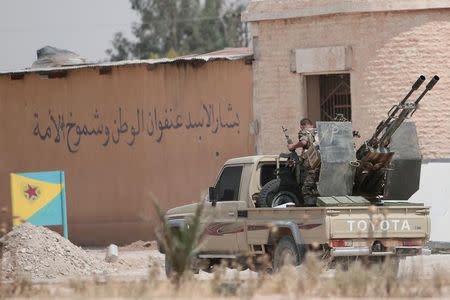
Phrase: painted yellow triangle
[{"left": 10, "top": 174, "right": 63, "bottom": 225}]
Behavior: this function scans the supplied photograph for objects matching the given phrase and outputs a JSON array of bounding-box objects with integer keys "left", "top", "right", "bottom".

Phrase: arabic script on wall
[{"left": 33, "top": 103, "right": 240, "bottom": 153}]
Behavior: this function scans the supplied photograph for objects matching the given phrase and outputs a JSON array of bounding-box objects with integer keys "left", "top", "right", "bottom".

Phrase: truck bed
[{"left": 244, "top": 204, "right": 430, "bottom": 247}]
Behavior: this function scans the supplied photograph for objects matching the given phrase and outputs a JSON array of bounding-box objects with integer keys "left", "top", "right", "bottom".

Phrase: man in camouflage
[{"left": 287, "top": 118, "right": 320, "bottom": 198}]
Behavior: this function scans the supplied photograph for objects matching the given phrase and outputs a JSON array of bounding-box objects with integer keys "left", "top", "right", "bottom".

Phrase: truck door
[{"left": 203, "top": 165, "right": 244, "bottom": 252}]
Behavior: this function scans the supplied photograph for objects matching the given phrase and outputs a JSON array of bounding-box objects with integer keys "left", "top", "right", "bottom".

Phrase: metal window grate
[{"left": 320, "top": 74, "right": 351, "bottom": 121}]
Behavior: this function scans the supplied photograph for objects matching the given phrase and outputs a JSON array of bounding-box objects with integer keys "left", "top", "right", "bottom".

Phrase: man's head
[{"left": 300, "top": 118, "right": 313, "bottom": 130}]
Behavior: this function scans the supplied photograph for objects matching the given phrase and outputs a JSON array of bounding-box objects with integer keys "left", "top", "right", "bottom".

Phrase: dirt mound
[
  {"left": 0, "top": 223, "right": 121, "bottom": 281},
  {"left": 120, "top": 240, "right": 156, "bottom": 251}
]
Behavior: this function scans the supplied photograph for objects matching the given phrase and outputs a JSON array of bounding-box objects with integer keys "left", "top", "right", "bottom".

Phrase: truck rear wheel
[
  {"left": 273, "top": 236, "right": 301, "bottom": 272},
  {"left": 165, "top": 254, "right": 173, "bottom": 278}
]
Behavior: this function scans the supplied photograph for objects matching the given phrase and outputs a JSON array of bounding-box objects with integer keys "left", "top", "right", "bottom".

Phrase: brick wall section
[{"left": 251, "top": 10, "right": 450, "bottom": 159}]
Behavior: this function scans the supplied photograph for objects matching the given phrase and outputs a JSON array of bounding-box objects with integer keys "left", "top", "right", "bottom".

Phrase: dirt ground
[
  {"left": 4, "top": 246, "right": 447, "bottom": 284},
  {"left": 2, "top": 244, "right": 450, "bottom": 299},
  {"left": 2, "top": 223, "right": 448, "bottom": 284},
  {"left": 86, "top": 247, "right": 450, "bottom": 282},
  {"left": 1, "top": 223, "right": 449, "bottom": 298}
]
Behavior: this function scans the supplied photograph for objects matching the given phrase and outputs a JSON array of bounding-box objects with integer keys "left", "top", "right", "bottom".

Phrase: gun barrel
[
  {"left": 414, "top": 75, "right": 439, "bottom": 105},
  {"left": 368, "top": 75, "right": 425, "bottom": 146},
  {"left": 282, "top": 126, "right": 293, "bottom": 145},
  {"left": 412, "top": 75, "right": 426, "bottom": 90},
  {"left": 378, "top": 75, "right": 439, "bottom": 147},
  {"left": 426, "top": 75, "right": 440, "bottom": 90}
]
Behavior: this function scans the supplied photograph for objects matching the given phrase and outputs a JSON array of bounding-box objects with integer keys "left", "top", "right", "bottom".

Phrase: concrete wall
[
  {"left": 248, "top": 7, "right": 450, "bottom": 160},
  {"left": 410, "top": 162, "right": 450, "bottom": 242},
  {"left": 0, "top": 59, "right": 254, "bottom": 245}
]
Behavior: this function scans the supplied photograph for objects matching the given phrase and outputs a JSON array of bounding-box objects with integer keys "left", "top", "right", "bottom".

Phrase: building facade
[
  {"left": 243, "top": 0, "right": 450, "bottom": 241},
  {"left": 0, "top": 49, "right": 254, "bottom": 245}
]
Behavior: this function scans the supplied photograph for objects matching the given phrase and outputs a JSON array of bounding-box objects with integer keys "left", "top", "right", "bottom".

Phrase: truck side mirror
[{"left": 209, "top": 187, "right": 217, "bottom": 207}]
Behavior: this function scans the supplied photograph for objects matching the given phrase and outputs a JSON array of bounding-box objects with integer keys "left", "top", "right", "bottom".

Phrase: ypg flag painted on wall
[{"left": 10, "top": 171, "right": 68, "bottom": 238}]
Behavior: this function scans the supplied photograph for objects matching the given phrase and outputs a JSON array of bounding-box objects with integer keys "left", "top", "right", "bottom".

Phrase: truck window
[
  {"left": 260, "top": 164, "right": 277, "bottom": 187},
  {"left": 216, "top": 166, "right": 243, "bottom": 202}
]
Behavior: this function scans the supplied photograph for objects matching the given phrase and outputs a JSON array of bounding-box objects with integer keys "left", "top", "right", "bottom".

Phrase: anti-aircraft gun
[
  {"left": 353, "top": 75, "right": 439, "bottom": 201},
  {"left": 315, "top": 75, "right": 439, "bottom": 203},
  {"left": 262, "top": 75, "right": 439, "bottom": 207}
]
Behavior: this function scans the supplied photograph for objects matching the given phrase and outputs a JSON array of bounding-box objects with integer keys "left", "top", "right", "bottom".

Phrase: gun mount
[
  {"left": 274, "top": 76, "right": 438, "bottom": 206},
  {"left": 353, "top": 75, "right": 439, "bottom": 200}
]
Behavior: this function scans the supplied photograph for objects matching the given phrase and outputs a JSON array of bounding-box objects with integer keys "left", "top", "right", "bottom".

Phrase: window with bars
[
  {"left": 306, "top": 74, "right": 351, "bottom": 122},
  {"left": 320, "top": 74, "right": 351, "bottom": 121}
]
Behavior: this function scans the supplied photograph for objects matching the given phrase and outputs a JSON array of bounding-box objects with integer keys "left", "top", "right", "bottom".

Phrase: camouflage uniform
[{"left": 298, "top": 128, "right": 319, "bottom": 196}]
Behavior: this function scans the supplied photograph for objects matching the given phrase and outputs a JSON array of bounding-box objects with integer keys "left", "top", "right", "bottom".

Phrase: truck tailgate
[{"left": 328, "top": 206, "right": 430, "bottom": 239}]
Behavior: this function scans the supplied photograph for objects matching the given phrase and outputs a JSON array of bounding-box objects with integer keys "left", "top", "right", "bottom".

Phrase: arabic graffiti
[{"left": 33, "top": 103, "right": 240, "bottom": 153}]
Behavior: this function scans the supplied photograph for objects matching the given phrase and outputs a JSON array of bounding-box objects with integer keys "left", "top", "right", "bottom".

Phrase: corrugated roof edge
[{"left": 0, "top": 47, "right": 253, "bottom": 76}]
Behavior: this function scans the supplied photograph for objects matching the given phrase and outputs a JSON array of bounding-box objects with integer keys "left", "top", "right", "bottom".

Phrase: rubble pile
[{"left": 0, "top": 223, "right": 119, "bottom": 281}]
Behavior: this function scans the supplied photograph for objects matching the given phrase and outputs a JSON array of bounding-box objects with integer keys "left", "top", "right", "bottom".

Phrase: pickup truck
[
  {"left": 159, "top": 154, "right": 430, "bottom": 273},
  {"left": 158, "top": 76, "right": 438, "bottom": 274}
]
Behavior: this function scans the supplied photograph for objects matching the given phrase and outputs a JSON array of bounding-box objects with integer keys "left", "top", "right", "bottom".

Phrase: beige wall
[
  {"left": 249, "top": 8, "right": 450, "bottom": 159},
  {"left": 0, "top": 59, "right": 254, "bottom": 245}
]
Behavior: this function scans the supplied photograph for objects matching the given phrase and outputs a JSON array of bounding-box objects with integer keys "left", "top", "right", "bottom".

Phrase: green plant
[{"left": 154, "top": 201, "right": 204, "bottom": 285}]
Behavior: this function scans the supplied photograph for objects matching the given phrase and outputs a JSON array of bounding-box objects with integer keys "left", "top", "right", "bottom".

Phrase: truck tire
[
  {"left": 370, "top": 256, "right": 400, "bottom": 277},
  {"left": 258, "top": 179, "right": 301, "bottom": 207},
  {"left": 272, "top": 191, "right": 301, "bottom": 207},
  {"left": 166, "top": 254, "right": 201, "bottom": 278},
  {"left": 257, "top": 179, "right": 280, "bottom": 207},
  {"left": 165, "top": 254, "right": 173, "bottom": 278},
  {"left": 390, "top": 257, "right": 400, "bottom": 276},
  {"left": 273, "top": 236, "right": 301, "bottom": 272}
]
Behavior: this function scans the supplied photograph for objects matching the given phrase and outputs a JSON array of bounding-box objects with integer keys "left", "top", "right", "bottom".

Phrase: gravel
[{"left": 0, "top": 223, "right": 128, "bottom": 281}]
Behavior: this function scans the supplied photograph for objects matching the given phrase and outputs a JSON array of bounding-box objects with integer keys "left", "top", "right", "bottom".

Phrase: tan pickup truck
[
  {"left": 161, "top": 154, "right": 430, "bottom": 272},
  {"left": 158, "top": 76, "right": 438, "bottom": 273}
]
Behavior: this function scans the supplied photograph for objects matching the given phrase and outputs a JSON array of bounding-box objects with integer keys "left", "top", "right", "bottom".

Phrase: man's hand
[{"left": 287, "top": 144, "right": 296, "bottom": 151}]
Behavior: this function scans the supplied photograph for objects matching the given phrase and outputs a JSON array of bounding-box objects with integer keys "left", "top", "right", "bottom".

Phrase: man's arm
[{"left": 287, "top": 140, "right": 307, "bottom": 151}]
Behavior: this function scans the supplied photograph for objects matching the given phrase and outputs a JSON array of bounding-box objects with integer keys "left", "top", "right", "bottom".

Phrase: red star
[{"left": 24, "top": 184, "right": 38, "bottom": 199}]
